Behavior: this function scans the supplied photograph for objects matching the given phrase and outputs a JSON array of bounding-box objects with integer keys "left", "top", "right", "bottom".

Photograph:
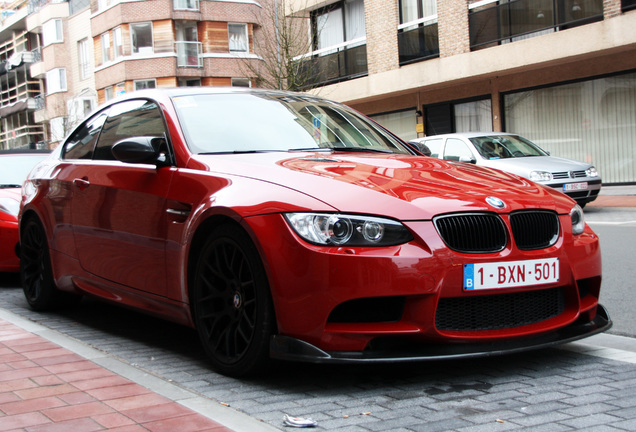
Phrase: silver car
[{"left": 409, "top": 132, "right": 601, "bottom": 206}]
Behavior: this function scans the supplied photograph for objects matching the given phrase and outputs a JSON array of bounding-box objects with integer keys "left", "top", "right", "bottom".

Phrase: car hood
[
  {"left": 0, "top": 187, "right": 21, "bottom": 200},
  {"left": 479, "top": 155, "right": 593, "bottom": 177},
  {"left": 191, "top": 152, "right": 574, "bottom": 220}
]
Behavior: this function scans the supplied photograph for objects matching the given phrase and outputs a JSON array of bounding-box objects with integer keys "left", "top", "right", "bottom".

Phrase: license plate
[
  {"left": 464, "top": 258, "right": 559, "bottom": 290},
  {"left": 563, "top": 182, "right": 588, "bottom": 191}
]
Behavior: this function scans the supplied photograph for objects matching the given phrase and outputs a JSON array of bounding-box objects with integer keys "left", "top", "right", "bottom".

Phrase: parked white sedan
[{"left": 410, "top": 132, "right": 601, "bottom": 206}]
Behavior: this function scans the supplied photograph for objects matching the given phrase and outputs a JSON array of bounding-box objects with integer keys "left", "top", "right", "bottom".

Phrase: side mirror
[
  {"left": 459, "top": 155, "right": 477, "bottom": 164},
  {"left": 112, "top": 136, "right": 168, "bottom": 166},
  {"left": 408, "top": 141, "right": 432, "bottom": 157}
]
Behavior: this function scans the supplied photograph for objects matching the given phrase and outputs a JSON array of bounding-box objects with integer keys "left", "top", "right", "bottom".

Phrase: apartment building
[
  {"left": 2, "top": 0, "right": 270, "bottom": 148},
  {"left": 293, "top": 0, "right": 636, "bottom": 184},
  {"left": 0, "top": 0, "right": 43, "bottom": 149}
]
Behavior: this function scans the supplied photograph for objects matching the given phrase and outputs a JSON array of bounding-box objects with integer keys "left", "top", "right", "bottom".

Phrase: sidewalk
[
  {"left": 587, "top": 184, "right": 636, "bottom": 208},
  {"left": 0, "top": 309, "right": 278, "bottom": 432}
]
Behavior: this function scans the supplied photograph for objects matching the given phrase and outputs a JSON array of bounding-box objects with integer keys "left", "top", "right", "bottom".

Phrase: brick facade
[
  {"left": 437, "top": 0, "right": 470, "bottom": 58},
  {"left": 365, "top": 0, "right": 399, "bottom": 74}
]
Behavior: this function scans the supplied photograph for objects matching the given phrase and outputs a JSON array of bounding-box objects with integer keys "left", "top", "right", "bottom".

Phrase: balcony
[
  {"left": 469, "top": 0, "right": 603, "bottom": 50},
  {"left": 624, "top": 0, "right": 636, "bottom": 12},
  {"left": 297, "top": 39, "right": 368, "bottom": 89},
  {"left": 176, "top": 41, "right": 202, "bottom": 67},
  {"left": 398, "top": 18, "right": 439, "bottom": 65},
  {"left": 174, "top": 0, "right": 199, "bottom": 11}
]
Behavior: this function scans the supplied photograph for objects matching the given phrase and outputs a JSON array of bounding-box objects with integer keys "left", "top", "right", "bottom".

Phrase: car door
[
  {"left": 69, "top": 99, "right": 174, "bottom": 296},
  {"left": 442, "top": 138, "right": 476, "bottom": 163}
]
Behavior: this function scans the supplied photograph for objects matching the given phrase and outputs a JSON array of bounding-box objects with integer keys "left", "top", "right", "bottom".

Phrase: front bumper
[{"left": 270, "top": 304, "right": 611, "bottom": 363}]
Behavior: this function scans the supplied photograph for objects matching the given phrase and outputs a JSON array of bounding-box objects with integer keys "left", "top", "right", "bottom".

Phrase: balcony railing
[
  {"left": 296, "top": 39, "right": 368, "bottom": 89},
  {"left": 469, "top": 0, "right": 603, "bottom": 50},
  {"left": 176, "top": 41, "right": 202, "bottom": 67},
  {"left": 174, "top": 0, "right": 199, "bottom": 11},
  {"left": 398, "top": 17, "right": 439, "bottom": 65},
  {"left": 623, "top": 0, "right": 636, "bottom": 12}
]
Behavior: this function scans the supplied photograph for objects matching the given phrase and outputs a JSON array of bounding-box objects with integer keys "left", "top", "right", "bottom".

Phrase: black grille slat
[
  {"left": 435, "top": 211, "right": 560, "bottom": 253},
  {"left": 434, "top": 214, "right": 507, "bottom": 253},
  {"left": 510, "top": 211, "right": 559, "bottom": 250},
  {"left": 435, "top": 288, "right": 565, "bottom": 331}
]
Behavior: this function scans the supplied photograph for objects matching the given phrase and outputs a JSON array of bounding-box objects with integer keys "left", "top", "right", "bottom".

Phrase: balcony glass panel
[
  {"left": 623, "top": 0, "right": 636, "bottom": 11},
  {"left": 398, "top": 21, "right": 439, "bottom": 65},
  {"left": 298, "top": 43, "right": 367, "bottom": 89},
  {"left": 469, "top": 0, "right": 603, "bottom": 50},
  {"left": 176, "top": 41, "right": 202, "bottom": 67}
]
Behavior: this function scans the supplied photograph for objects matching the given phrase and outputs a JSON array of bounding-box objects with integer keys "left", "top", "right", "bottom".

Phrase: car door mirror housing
[
  {"left": 459, "top": 155, "right": 476, "bottom": 164},
  {"left": 112, "top": 136, "right": 166, "bottom": 165}
]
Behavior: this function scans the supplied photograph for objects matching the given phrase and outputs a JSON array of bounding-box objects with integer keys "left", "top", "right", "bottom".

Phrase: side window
[
  {"left": 63, "top": 112, "right": 108, "bottom": 160},
  {"left": 443, "top": 138, "right": 474, "bottom": 162},
  {"left": 422, "top": 138, "right": 443, "bottom": 158},
  {"left": 93, "top": 99, "right": 167, "bottom": 161}
]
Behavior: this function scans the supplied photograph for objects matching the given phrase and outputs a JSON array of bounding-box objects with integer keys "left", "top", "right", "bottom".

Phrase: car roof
[{"left": 0, "top": 149, "right": 51, "bottom": 155}]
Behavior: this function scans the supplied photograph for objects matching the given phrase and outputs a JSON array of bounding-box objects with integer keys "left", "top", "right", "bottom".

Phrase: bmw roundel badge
[{"left": 486, "top": 196, "right": 506, "bottom": 209}]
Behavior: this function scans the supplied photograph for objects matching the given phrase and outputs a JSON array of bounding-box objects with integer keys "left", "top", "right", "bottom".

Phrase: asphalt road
[{"left": 585, "top": 207, "right": 636, "bottom": 338}]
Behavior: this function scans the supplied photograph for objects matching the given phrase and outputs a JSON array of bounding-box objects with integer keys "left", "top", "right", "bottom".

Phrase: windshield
[
  {"left": 0, "top": 154, "right": 48, "bottom": 187},
  {"left": 171, "top": 93, "right": 410, "bottom": 155},
  {"left": 470, "top": 135, "right": 548, "bottom": 159}
]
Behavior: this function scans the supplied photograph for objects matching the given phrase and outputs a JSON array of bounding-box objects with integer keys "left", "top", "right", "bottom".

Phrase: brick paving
[{"left": 0, "top": 318, "right": 231, "bottom": 432}]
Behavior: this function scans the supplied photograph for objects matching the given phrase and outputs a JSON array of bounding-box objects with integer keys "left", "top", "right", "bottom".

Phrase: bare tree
[{"left": 246, "top": 0, "right": 322, "bottom": 91}]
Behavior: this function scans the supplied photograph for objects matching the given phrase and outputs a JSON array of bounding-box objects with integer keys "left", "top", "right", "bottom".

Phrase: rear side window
[
  {"left": 93, "top": 99, "right": 167, "bottom": 160},
  {"left": 63, "top": 112, "right": 108, "bottom": 160}
]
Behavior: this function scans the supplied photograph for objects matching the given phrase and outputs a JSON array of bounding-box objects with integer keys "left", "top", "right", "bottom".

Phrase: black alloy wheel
[
  {"left": 192, "top": 224, "right": 274, "bottom": 377},
  {"left": 20, "top": 217, "right": 80, "bottom": 310}
]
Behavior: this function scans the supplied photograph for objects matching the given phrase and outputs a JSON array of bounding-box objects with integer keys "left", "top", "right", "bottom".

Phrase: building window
[
  {"left": 370, "top": 110, "right": 418, "bottom": 142},
  {"left": 46, "top": 68, "right": 67, "bottom": 94},
  {"left": 397, "top": 0, "right": 438, "bottom": 65},
  {"left": 469, "top": 0, "right": 603, "bottom": 50},
  {"left": 101, "top": 32, "right": 111, "bottom": 63},
  {"left": 134, "top": 79, "right": 156, "bottom": 90},
  {"left": 504, "top": 72, "right": 636, "bottom": 184},
  {"left": 42, "top": 19, "right": 63, "bottom": 46},
  {"left": 131, "top": 22, "right": 153, "bottom": 54},
  {"left": 113, "top": 27, "right": 123, "bottom": 59},
  {"left": 312, "top": 0, "right": 365, "bottom": 52},
  {"left": 178, "top": 78, "right": 201, "bottom": 86},
  {"left": 228, "top": 23, "right": 248, "bottom": 52},
  {"left": 115, "top": 82, "right": 126, "bottom": 97},
  {"left": 104, "top": 86, "right": 114, "bottom": 101},
  {"left": 174, "top": 0, "right": 199, "bottom": 10},
  {"left": 78, "top": 38, "right": 90, "bottom": 80},
  {"left": 231, "top": 78, "right": 251, "bottom": 87},
  {"left": 624, "top": 0, "right": 636, "bottom": 11}
]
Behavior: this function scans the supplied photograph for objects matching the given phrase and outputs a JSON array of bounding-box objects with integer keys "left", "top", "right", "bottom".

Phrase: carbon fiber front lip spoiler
[{"left": 270, "top": 304, "right": 612, "bottom": 364}]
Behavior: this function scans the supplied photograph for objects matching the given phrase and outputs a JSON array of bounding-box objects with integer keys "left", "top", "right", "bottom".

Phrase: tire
[
  {"left": 20, "top": 217, "right": 81, "bottom": 311},
  {"left": 192, "top": 224, "right": 275, "bottom": 377}
]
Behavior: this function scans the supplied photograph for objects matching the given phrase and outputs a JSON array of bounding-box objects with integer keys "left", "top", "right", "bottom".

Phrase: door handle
[{"left": 73, "top": 177, "right": 90, "bottom": 190}]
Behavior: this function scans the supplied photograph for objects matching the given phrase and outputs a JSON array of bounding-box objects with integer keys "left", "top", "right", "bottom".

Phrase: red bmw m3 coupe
[{"left": 19, "top": 88, "right": 610, "bottom": 376}]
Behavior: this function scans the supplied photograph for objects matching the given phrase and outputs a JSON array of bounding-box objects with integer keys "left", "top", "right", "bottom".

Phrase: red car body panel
[
  {"left": 0, "top": 188, "right": 20, "bottom": 272},
  {"left": 19, "top": 89, "right": 609, "bottom": 367}
]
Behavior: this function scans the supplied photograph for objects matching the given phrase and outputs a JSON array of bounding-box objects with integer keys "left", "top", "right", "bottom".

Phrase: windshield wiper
[
  {"left": 199, "top": 149, "right": 287, "bottom": 155},
  {"left": 330, "top": 147, "right": 394, "bottom": 154},
  {"left": 0, "top": 184, "right": 22, "bottom": 188}
]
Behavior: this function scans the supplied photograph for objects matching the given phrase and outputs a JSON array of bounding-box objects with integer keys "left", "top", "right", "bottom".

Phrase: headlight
[
  {"left": 0, "top": 197, "right": 20, "bottom": 217},
  {"left": 529, "top": 171, "right": 552, "bottom": 182},
  {"left": 284, "top": 213, "right": 413, "bottom": 246},
  {"left": 570, "top": 204, "right": 585, "bottom": 235},
  {"left": 586, "top": 166, "right": 599, "bottom": 177}
]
